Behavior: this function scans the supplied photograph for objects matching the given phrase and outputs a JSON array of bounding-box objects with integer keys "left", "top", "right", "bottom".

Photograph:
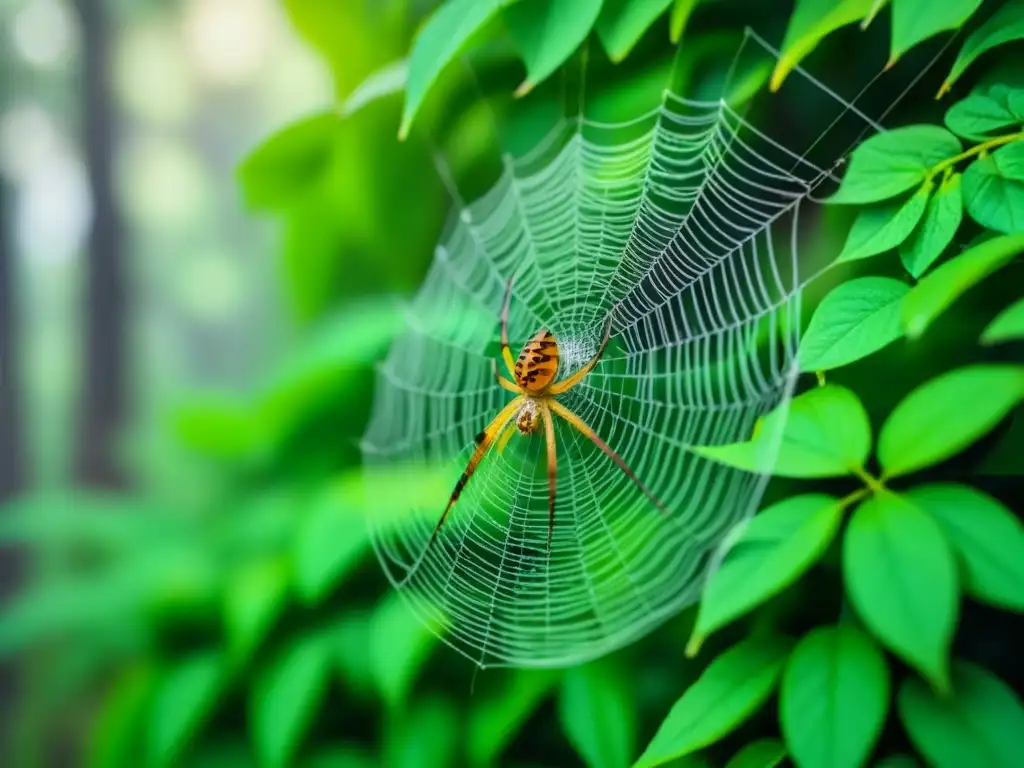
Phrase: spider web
[{"left": 362, "top": 31, "right": 925, "bottom": 668}]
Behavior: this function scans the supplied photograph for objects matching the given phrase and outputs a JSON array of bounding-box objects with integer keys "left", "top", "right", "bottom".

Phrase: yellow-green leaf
[
  {"left": 982, "top": 296, "right": 1024, "bottom": 344},
  {"left": 837, "top": 185, "right": 930, "bottom": 262},
  {"left": 890, "top": 0, "right": 983, "bottom": 65},
  {"left": 940, "top": 0, "right": 1024, "bottom": 98},
  {"left": 771, "top": 0, "right": 876, "bottom": 91}
]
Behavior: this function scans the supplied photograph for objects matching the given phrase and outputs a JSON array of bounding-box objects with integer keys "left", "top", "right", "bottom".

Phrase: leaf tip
[
  {"left": 398, "top": 120, "right": 411, "bottom": 141},
  {"left": 885, "top": 54, "right": 898, "bottom": 72},
  {"left": 936, "top": 81, "right": 952, "bottom": 100},
  {"left": 514, "top": 80, "right": 535, "bottom": 99},
  {"left": 684, "top": 633, "right": 704, "bottom": 658}
]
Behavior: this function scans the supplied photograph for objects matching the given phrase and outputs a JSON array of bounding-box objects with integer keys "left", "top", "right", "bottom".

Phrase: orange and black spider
[{"left": 428, "top": 276, "right": 668, "bottom": 553}]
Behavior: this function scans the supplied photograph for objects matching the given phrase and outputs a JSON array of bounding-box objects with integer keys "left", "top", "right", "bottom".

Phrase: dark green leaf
[
  {"left": 369, "top": 593, "right": 443, "bottom": 708},
  {"left": 779, "top": 625, "right": 890, "bottom": 768},
  {"left": 689, "top": 494, "right": 842, "bottom": 652},
  {"left": 898, "top": 661, "right": 1024, "bottom": 768},
  {"left": 982, "top": 296, "right": 1024, "bottom": 343},
  {"left": 907, "top": 483, "right": 1024, "bottom": 611},
  {"left": 890, "top": 0, "right": 982, "bottom": 63},
  {"left": 843, "top": 492, "right": 958, "bottom": 692},
  {"left": 670, "top": 0, "right": 700, "bottom": 42},
  {"left": 468, "top": 670, "right": 559, "bottom": 767},
  {"left": 693, "top": 385, "right": 872, "bottom": 478},
  {"left": 837, "top": 185, "right": 930, "bottom": 262},
  {"left": 945, "top": 87, "right": 1024, "bottom": 140},
  {"left": 798, "top": 276, "right": 909, "bottom": 371},
  {"left": 250, "top": 633, "right": 332, "bottom": 768},
  {"left": 559, "top": 660, "right": 636, "bottom": 768},
  {"left": 770, "top": 0, "right": 876, "bottom": 91},
  {"left": 900, "top": 172, "right": 963, "bottom": 277},
  {"left": 901, "top": 232, "right": 1024, "bottom": 338},
  {"left": 963, "top": 141, "right": 1024, "bottom": 233},
  {"left": 149, "top": 652, "right": 226, "bottom": 766},
  {"left": 236, "top": 113, "right": 340, "bottom": 211},
  {"left": 877, "top": 364, "right": 1024, "bottom": 477},
  {"left": 595, "top": 0, "right": 673, "bottom": 63},
  {"left": 940, "top": 0, "right": 1024, "bottom": 97},
  {"left": 874, "top": 756, "right": 921, "bottom": 768},
  {"left": 385, "top": 696, "right": 460, "bottom": 768},
  {"left": 224, "top": 558, "right": 289, "bottom": 663},
  {"left": 724, "top": 739, "right": 785, "bottom": 768},
  {"left": 506, "top": 0, "right": 604, "bottom": 96},
  {"left": 399, "top": 0, "right": 504, "bottom": 139},
  {"left": 828, "top": 126, "right": 961, "bottom": 204},
  {"left": 294, "top": 480, "right": 368, "bottom": 604},
  {"left": 635, "top": 636, "right": 792, "bottom": 767}
]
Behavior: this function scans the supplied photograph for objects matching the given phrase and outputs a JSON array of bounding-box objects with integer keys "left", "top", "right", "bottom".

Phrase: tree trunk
[{"left": 73, "top": 0, "right": 127, "bottom": 489}]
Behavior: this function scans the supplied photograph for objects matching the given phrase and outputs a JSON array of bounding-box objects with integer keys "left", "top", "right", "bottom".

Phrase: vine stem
[{"left": 929, "top": 130, "right": 1024, "bottom": 178}]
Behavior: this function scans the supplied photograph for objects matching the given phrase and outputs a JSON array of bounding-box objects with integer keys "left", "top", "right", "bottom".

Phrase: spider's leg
[
  {"left": 548, "top": 399, "right": 667, "bottom": 513},
  {"left": 541, "top": 402, "right": 558, "bottom": 552},
  {"left": 496, "top": 420, "right": 517, "bottom": 455},
  {"left": 499, "top": 275, "right": 517, "bottom": 378},
  {"left": 427, "top": 396, "right": 523, "bottom": 550},
  {"left": 493, "top": 359, "right": 520, "bottom": 394},
  {"left": 548, "top": 312, "right": 614, "bottom": 395}
]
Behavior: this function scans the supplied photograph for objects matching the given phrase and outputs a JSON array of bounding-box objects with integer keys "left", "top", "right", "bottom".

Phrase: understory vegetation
[{"left": 2, "top": 0, "right": 1023, "bottom": 766}]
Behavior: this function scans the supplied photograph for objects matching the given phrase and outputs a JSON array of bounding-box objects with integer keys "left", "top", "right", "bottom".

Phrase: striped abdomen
[{"left": 515, "top": 329, "right": 559, "bottom": 393}]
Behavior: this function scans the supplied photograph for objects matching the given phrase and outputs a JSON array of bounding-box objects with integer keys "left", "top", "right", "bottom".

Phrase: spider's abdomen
[{"left": 515, "top": 329, "right": 559, "bottom": 393}]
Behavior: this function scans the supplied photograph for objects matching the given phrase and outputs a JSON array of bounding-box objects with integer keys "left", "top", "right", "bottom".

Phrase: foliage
[{"left": 3, "top": 0, "right": 1023, "bottom": 767}]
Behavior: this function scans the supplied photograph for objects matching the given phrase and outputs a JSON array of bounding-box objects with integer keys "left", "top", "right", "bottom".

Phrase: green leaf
[
  {"left": 468, "top": 670, "right": 559, "bottom": 767},
  {"left": 342, "top": 59, "right": 408, "bottom": 118},
  {"left": 333, "top": 612, "right": 375, "bottom": 699},
  {"left": 224, "top": 558, "right": 290, "bottom": 663},
  {"left": 670, "top": 0, "right": 700, "bottom": 43},
  {"left": 877, "top": 364, "right": 1024, "bottom": 477},
  {"left": 962, "top": 141, "right": 1024, "bottom": 233},
  {"left": 843, "top": 492, "right": 958, "bottom": 693},
  {"left": 724, "top": 740, "right": 785, "bottom": 768},
  {"left": 901, "top": 232, "right": 1024, "bottom": 338},
  {"left": 898, "top": 661, "right": 1024, "bottom": 768},
  {"left": 559, "top": 660, "right": 636, "bottom": 768},
  {"left": 250, "top": 633, "right": 332, "bottom": 768},
  {"left": 900, "top": 172, "right": 963, "bottom": 277},
  {"left": 940, "top": 0, "right": 1024, "bottom": 97},
  {"left": 945, "top": 88, "right": 1024, "bottom": 141},
  {"left": 149, "top": 652, "right": 226, "bottom": 766},
  {"left": 890, "top": 0, "right": 982, "bottom": 64},
  {"left": 595, "top": 0, "right": 673, "bottom": 63},
  {"left": 770, "top": 0, "right": 876, "bottom": 91},
  {"left": 399, "top": 0, "right": 505, "bottom": 139},
  {"left": 837, "top": 185, "right": 930, "bottom": 262},
  {"left": 236, "top": 113, "right": 340, "bottom": 211},
  {"left": 90, "top": 665, "right": 154, "bottom": 768},
  {"left": 907, "top": 483, "right": 1024, "bottom": 611},
  {"left": 385, "top": 696, "right": 461, "bottom": 768},
  {"left": 798, "top": 277, "right": 909, "bottom": 371},
  {"left": 982, "top": 296, "right": 1024, "bottom": 343},
  {"left": 369, "top": 593, "right": 444, "bottom": 708},
  {"left": 635, "top": 635, "right": 792, "bottom": 767},
  {"left": 506, "top": 0, "right": 604, "bottom": 96},
  {"left": 779, "top": 625, "right": 890, "bottom": 768},
  {"left": 689, "top": 494, "right": 842, "bottom": 652},
  {"left": 828, "top": 126, "right": 961, "bottom": 205},
  {"left": 293, "top": 481, "right": 368, "bottom": 604},
  {"left": 693, "top": 385, "right": 872, "bottom": 478}
]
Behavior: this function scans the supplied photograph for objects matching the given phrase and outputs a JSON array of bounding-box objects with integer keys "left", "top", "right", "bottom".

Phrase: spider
[{"left": 428, "top": 276, "right": 668, "bottom": 553}]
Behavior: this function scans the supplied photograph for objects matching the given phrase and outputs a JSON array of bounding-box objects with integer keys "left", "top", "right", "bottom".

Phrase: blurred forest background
[{"left": 1, "top": 0, "right": 1022, "bottom": 766}]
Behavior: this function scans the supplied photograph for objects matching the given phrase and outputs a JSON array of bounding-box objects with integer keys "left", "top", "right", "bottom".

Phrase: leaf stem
[
  {"left": 852, "top": 466, "right": 885, "bottom": 494},
  {"left": 929, "top": 131, "right": 1024, "bottom": 178}
]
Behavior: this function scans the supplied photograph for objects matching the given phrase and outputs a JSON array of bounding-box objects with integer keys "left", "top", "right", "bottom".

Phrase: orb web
[{"left": 362, "top": 33, "right": 907, "bottom": 667}]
